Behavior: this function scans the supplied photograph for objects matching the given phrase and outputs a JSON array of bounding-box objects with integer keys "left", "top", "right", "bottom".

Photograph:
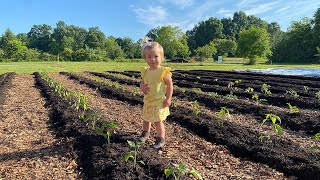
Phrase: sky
[{"left": 1, "top": 0, "right": 319, "bottom": 41}]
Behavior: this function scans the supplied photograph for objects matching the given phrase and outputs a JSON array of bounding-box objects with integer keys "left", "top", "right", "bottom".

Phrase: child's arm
[
  {"left": 140, "top": 80, "right": 150, "bottom": 95},
  {"left": 163, "top": 73, "right": 173, "bottom": 107}
]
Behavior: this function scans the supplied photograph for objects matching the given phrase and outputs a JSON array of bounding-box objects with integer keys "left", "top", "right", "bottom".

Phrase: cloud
[
  {"left": 244, "top": 2, "right": 278, "bottom": 15},
  {"left": 217, "top": 8, "right": 234, "bottom": 18},
  {"left": 158, "top": 0, "right": 194, "bottom": 9},
  {"left": 132, "top": 6, "right": 168, "bottom": 27},
  {"left": 238, "top": 0, "right": 262, "bottom": 7}
]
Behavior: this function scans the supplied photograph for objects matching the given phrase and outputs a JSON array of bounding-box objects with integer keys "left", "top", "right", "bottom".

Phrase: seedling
[
  {"left": 286, "top": 90, "right": 299, "bottom": 98},
  {"left": 164, "top": 163, "right": 203, "bottom": 180},
  {"left": 131, "top": 88, "right": 138, "bottom": 96},
  {"left": 218, "top": 107, "right": 230, "bottom": 118},
  {"left": 124, "top": 140, "right": 145, "bottom": 169},
  {"left": 208, "top": 92, "right": 219, "bottom": 98},
  {"left": 245, "top": 87, "right": 254, "bottom": 93},
  {"left": 316, "top": 91, "right": 320, "bottom": 101},
  {"left": 225, "top": 92, "right": 237, "bottom": 99},
  {"left": 310, "top": 132, "right": 320, "bottom": 151},
  {"left": 192, "top": 88, "right": 202, "bottom": 94},
  {"left": 286, "top": 103, "right": 299, "bottom": 114},
  {"left": 262, "top": 113, "right": 282, "bottom": 135},
  {"left": 261, "top": 83, "right": 272, "bottom": 95},
  {"left": 96, "top": 121, "right": 118, "bottom": 144},
  {"left": 252, "top": 93, "right": 267, "bottom": 106},
  {"left": 303, "top": 86, "right": 310, "bottom": 93},
  {"left": 192, "top": 100, "right": 200, "bottom": 115},
  {"left": 84, "top": 113, "right": 102, "bottom": 129}
]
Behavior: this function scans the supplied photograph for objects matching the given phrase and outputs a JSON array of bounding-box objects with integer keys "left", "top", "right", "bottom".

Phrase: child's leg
[
  {"left": 154, "top": 121, "right": 165, "bottom": 138},
  {"left": 153, "top": 121, "right": 165, "bottom": 149},
  {"left": 143, "top": 120, "right": 151, "bottom": 131},
  {"left": 139, "top": 121, "right": 151, "bottom": 142}
]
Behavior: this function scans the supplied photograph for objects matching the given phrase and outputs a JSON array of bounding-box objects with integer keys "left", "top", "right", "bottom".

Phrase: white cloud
[
  {"left": 238, "top": 0, "right": 262, "bottom": 7},
  {"left": 158, "top": 0, "right": 194, "bottom": 9},
  {"left": 217, "top": 8, "right": 234, "bottom": 18},
  {"left": 244, "top": 2, "right": 278, "bottom": 15},
  {"left": 133, "top": 6, "right": 168, "bottom": 27}
]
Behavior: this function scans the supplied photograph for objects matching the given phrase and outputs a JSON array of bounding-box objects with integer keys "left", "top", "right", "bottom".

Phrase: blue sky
[{"left": 1, "top": 0, "right": 319, "bottom": 41}]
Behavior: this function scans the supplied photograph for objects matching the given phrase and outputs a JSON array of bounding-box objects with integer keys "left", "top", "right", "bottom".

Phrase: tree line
[{"left": 0, "top": 9, "right": 319, "bottom": 64}]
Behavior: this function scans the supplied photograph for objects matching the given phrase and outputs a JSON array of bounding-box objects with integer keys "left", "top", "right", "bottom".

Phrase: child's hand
[
  {"left": 163, "top": 98, "right": 171, "bottom": 107},
  {"left": 140, "top": 83, "right": 150, "bottom": 95}
]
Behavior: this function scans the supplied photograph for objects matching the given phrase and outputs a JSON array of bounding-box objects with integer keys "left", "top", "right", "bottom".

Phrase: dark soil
[{"left": 63, "top": 72, "right": 320, "bottom": 180}]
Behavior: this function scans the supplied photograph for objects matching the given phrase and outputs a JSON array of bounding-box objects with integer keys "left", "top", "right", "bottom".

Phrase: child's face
[{"left": 145, "top": 50, "right": 162, "bottom": 69}]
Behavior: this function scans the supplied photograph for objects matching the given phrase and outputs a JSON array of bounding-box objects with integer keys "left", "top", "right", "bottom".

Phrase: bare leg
[
  {"left": 142, "top": 120, "right": 151, "bottom": 132},
  {"left": 154, "top": 121, "right": 165, "bottom": 138}
]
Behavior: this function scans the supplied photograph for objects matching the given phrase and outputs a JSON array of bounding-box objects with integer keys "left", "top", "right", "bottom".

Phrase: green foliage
[
  {"left": 124, "top": 140, "right": 145, "bottom": 169},
  {"left": 236, "top": 26, "right": 271, "bottom": 65},
  {"left": 218, "top": 107, "right": 230, "bottom": 118},
  {"left": 286, "top": 103, "right": 299, "bottom": 114},
  {"left": 148, "top": 26, "right": 190, "bottom": 59},
  {"left": 259, "top": 113, "right": 283, "bottom": 142},
  {"left": 286, "top": 90, "right": 299, "bottom": 98},
  {"left": 310, "top": 132, "right": 320, "bottom": 151},
  {"left": 316, "top": 91, "right": 320, "bottom": 101},
  {"left": 245, "top": 87, "right": 254, "bottom": 93},
  {"left": 261, "top": 83, "right": 272, "bottom": 95},
  {"left": 164, "top": 163, "right": 202, "bottom": 180},
  {"left": 303, "top": 86, "right": 310, "bottom": 93},
  {"left": 192, "top": 100, "right": 200, "bottom": 115},
  {"left": 195, "top": 41, "right": 217, "bottom": 61},
  {"left": 96, "top": 121, "right": 118, "bottom": 144}
]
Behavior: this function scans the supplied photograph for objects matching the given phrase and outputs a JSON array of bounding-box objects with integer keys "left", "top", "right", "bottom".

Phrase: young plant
[
  {"left": 84, "top": 113, "right": 102, "bottom": 129},
  {"left": 124, "top": 140, "right": 145, "bottom": 169},
  {"left": 303, "top": 86, "right": 310, "bottom": 93},
  {"left": 225, "top": 92, "right": 237, "bottom": 99},
  {"left": 259, "top": 113, "right": 283, "bottom": 142},
  {"left": 316, "top": 91, "right": 320, "bottom": 102},
  {"left": 245, "top": 87, "right": 254, "bottom": 93},
  {"left": 208, "top": 92, "right": 219, "bottom": 98},
  {"left": 218, "top": 107, "right": 230, "bottom": 118},
  {"left": 310, "top": 132, "right": 320, "bottom": 151},
  {"left": 164, "top": 163, "right": 203, "bottom": 180},
  {"left": 96, "top": 121, "right": 118, "bottom": 144},
  {"left": 286, "top": 103, "right": 299, "bottom": 114},
  {"left": 192, "top": 100, "right": 200, "bottom": 115},
  {"left": 286, "top": 90, "right": 299, "bottom": 98},
  {"left": 252, "top": 93, "right": 267, "bottom": 106},
  {"left": 261, "top": 83, "right": 272, "bottom": 95}
]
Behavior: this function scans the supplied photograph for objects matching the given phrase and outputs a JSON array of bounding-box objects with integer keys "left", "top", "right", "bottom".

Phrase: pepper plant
[
  {"left": 259, "top": 113, "right": 283, "bottom": 142},
  {"left": 192, "top": 100, "right": 200, "bottom": 115},
  {"left": 286, "top": 103, "right": 299, "bottom": 114},
  {"left": 261, "top": 83, "right": 272, "bottom": 95},
  {"left": 310, "top": 132, "right": 320, "bottom": 151},
  {"left": 96, "top": 121, "right": 118, "bottom": 144},
  {"left": 124, "top": 140, "right": 145, "bottom": 169},
  {"left": 164, "top": 163, "right": 202, "bottom": 180}
]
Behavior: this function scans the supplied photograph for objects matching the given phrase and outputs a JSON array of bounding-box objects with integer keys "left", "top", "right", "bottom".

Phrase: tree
[
  {"left": 85, "top": 27, "right": 107, "bottom": 49},
  {"left": 195, "top": 41, "right": 217, "bottom": 63},
  {"left": 213, "top": 39, "right": 237, "bottom": 57},
  {"left": 116, "top": 37, "right": 141, "bottom": 59},
  {"left": 105, "top": 36, "right": 124, "bottom": 60},
  {"left": 148, "top": 26, "right": 190, "bottom": 59},
  {"left": 236, "top": 26, "right": 271, "bottom": 65},
  {"left": 0, "top": 29, "right": 28, "bottom": 60},
  {"left": 27, "top": 24, "right": 52, "bottom": 52},
  {"left": 187, "top": 17, "right": 223, "bottom": 53}
]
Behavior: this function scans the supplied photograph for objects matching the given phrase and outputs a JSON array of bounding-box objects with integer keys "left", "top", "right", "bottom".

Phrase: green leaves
[{"left": 164, "top": 163, "right": 203, "bottom": 180}]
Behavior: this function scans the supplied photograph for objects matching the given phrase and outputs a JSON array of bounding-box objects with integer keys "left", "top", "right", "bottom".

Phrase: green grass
[{"left": 0, "top": 60, "right": 320, "bottom": 74}]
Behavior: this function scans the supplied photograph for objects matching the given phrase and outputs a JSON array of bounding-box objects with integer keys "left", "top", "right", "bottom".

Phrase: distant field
[{"left": 0, "top": 59, "right": 320, "bottom": 74}]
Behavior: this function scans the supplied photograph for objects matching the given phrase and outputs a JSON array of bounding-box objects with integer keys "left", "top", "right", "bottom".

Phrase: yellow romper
[{"left": 141, "top": 67, "right": 172, "bottom": 122}]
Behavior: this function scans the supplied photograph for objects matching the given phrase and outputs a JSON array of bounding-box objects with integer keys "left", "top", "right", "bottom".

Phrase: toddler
[{"left": 139, "top": 37, "right": 173, "bottom": 149}]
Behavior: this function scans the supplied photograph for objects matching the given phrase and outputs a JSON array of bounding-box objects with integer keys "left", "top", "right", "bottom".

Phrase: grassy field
[{"left": 0, "top": 59, "right": 320, "bottom": 74}]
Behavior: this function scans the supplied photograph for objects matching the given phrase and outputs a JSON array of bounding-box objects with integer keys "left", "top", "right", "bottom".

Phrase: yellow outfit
[{"left": 141, "top": 66, "right": 172, "bottom": 122}]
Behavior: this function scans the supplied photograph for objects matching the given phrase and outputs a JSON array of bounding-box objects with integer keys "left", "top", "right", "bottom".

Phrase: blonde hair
[{"left": 142, "top": 37, "right": 164, "bottom": 60}]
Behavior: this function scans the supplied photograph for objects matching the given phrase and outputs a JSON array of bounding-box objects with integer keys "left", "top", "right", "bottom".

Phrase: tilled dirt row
[
  {"left": 51, "top": 72, "right": 287, "bottom": 179},
  {"left": 0, "top": 74, "right": 78, "bottom": 179},
  {"left": 65, "top": 72, "right": 320, "bottom": 179}
]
